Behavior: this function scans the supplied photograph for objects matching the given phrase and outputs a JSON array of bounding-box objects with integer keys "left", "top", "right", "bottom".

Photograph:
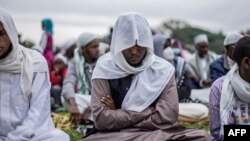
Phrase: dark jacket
[{"left": 210, "top": 55, "right": 230, "bottom": 82}]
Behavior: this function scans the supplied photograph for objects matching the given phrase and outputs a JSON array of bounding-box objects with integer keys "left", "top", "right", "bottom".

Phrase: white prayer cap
[
  {"left": 77, "top": 32, "right": 98, "bottom": 48},
  {"left": 223, "top": 33, "right": 243, "bottom": 46},
  {"left": 194, "top": 34, "right": 208, "bottom": 45},
  {"left": 163, "top": 47, "right": 174, "bottom": 61},
  {"left": 55, "top": 53, "right": 68, "bottom": 65},
  {"left": 61, "top": 38, "right": 76, "bottom": 55}
]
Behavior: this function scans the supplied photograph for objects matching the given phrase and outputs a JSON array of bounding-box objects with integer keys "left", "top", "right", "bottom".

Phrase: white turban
[
  {"left": 194, "top": 34, "right": 208, "bottom": 45},
  {"left": 77, "top": 32, "right": 98, "bottom": 48},
  {"left": 223, "top": 33, "right": 243, "bottom": 46},
  {"left": 55, "top": 53, "right": 68, "bottom": 65}
]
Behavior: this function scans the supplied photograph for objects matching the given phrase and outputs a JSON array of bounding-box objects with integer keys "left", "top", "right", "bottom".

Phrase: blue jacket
[{"left": 209, "top": 55, "right": 229, "bottom": 82}]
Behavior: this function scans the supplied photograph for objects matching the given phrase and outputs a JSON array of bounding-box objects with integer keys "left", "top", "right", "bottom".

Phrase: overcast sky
[{"left": 1, "top": 0, "right": 250, "bottom": 45}]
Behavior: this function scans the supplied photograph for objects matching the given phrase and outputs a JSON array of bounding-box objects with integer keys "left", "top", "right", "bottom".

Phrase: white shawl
[
  {"left": 92, "top": 12, "right": 174, "bottom": 112},
  {"left": 0, "top": 9, "right": 48, "bottom": 100},
  {"left": 220, "top": 64, "right": 250, "bottom": 136}
]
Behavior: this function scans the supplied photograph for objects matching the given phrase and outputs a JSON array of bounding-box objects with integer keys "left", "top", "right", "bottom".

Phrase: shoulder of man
[
  {"left": 211, "top": 76, "right": 225, "bottom": 92},
  {"left": 154, "top": 56, "right": 175, "bottom": 71},
  {"left": 23, "top": 47, "right": 49, "bottom": 71},
  {"left": 210, "top": 55, "right": 224, "bottom": 67}
]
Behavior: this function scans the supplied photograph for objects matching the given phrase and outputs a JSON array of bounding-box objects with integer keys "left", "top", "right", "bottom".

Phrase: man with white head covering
[
  {"left": 210, "top": 33, "right": 243, "bottom": 82},
  {"left": 61, "top": 32, "right": 99, "bottom": 125},
  {"left": 154, "top": 35, "right": 209, "bottom": 123},
  {"left": 0, "top": 9, "right": 69, "bottom": 141},
  {"left": 188, "top": 34, "right": 217, "bottom": 89},
  {"left": 209, "top": 36, "right": 250, "bottom": 141},
  {"left": 60, "top": 38, "right": 76, "bottom": 60},
  {"left": 82, "top": 12, "right": 209, "bottom": 141}
]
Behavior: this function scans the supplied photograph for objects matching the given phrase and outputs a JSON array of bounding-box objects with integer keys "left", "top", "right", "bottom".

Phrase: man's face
[
  {"left": 226, "top": 44, "right": 235, "bottom": 60},
  {"left": 81, "top": 39, "right": 100, "bottom": 61},
  {"left": 0, "top": 22, "right": 11, "bottom": 58},
  {"left": 122, "top": 45, "right": 147, "bottom": 66},
  {"left": 196, "top": 42, "right": 208, "bottom": 58},
  {"left": 241, "top": 56, "right": 250, "bottom": 82}
]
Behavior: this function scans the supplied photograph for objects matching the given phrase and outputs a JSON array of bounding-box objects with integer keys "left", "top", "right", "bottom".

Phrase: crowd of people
[{"left": 1, "top": 8, "right": 250, "bottom": 141}]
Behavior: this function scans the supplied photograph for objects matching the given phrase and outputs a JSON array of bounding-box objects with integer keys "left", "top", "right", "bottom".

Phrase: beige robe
[{"left": 82, "top": 76, "right": 210, "bottom": 141}]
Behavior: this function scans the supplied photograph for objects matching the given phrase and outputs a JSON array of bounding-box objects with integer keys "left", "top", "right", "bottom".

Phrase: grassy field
[{"left": 52, "top": 112, "right": 210, "bottom": 141}]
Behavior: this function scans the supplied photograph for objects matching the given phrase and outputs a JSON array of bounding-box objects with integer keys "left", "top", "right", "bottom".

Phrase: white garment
[
  {"left": 39, "top": 32, "right": 47, "bottom": 53},
  {"left": 226, "top": 55, "right": 235, "bottom": 69},
  {"left": 163, "top": 47, "right": 175, "bottom": 61},
  {"left": 92, "top": 12, "right": 175, "bottom": 112},
  {"left": 61, "top": 59, "right": 93, "bottom": 100},
  {"left": 0, "top": 8, "right": 48, "bottom": 100},
  {"left": 179, "top": 103, "right": 209, "bottom": 120},
  {"left": 188, "top": 51, "right": 217, "bottom": 81},
  {"left": 30, "top": 129, "right": 69, "bottom": 141},
  {"left": 0, "top": 9, "right": 68, "bottom": 141},
  {"left": 220, "top": 64, "right": 250, "bottom": 136},
  {"left": 190, "top": 88, "right": 211, "bottom": 104},
  {"left": 0, "top": 72, "right": 69, "bottom": 141},
  {"left": 200, "top": 57, "right": 208, "bottom": 80},
  {"left": 62, "top": 94, "right": 93, "bottom": 121},
  {"left": 99, "top": 42, "right": 109, "bottom": 56}
]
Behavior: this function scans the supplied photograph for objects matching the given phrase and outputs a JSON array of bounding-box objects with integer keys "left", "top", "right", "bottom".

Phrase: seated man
[
  {"left": 163, "top": 46, "right": 209, "bottom": 122},
  {"left": 82, "top": 12, "right": 209, "bottom": 141},
  {"left": 0, "top": 9, "right": 69, "bottom": 141},
  {"left": 209, "top": 36, "right": 250, "bottom": 141},
  {"left": 188, "top": 34, "right": 217, "bottom": 89},
  {"left": 210, "top": 33, "right": 243, "bottom": 82},
  {"left": 154, "top": 34, "right": 209, "bottom": 122},
  {"left": 61, "top": 32, "right": 99, "bottom": 125},
  {"left": 60, "top": 38, "right": 77, "bottom": 60}
]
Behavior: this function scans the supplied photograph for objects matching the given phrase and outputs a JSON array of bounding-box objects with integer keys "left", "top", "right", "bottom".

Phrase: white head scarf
[
  {"left": 0, "top": 9, "right": 48, "bottom": 100},
  {"left": 92, "top": 12, "right": 175, "bottom": 112},
  {"left": 194, "top": 34, "right": 208, "bottom": 45}
]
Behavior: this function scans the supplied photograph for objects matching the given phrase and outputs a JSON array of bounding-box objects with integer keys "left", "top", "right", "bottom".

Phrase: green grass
[
  {"left": 52, "top": 112, "right": 84, "bottom": 141},
  {"left": 53, "top": 112, "right": 210, "bottom": 141},
  {"left": 179, "top": 121, "right": 210, "bottom": 132}
]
